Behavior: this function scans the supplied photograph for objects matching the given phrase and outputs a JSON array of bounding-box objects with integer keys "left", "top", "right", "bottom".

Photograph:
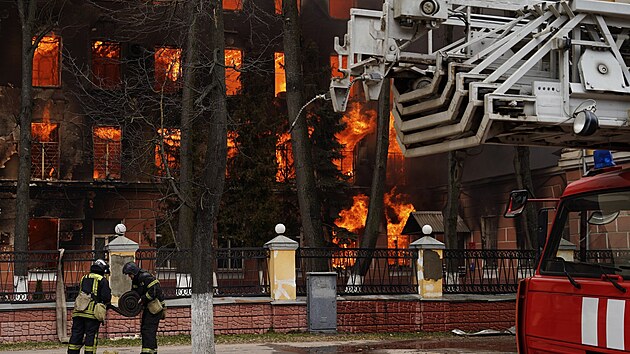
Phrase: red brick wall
[{"left": 0, "top": 298, "right": 514, "bottom": 343}]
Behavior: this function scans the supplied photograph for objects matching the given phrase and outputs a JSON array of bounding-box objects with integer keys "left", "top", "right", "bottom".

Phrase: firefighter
[
  {"left": 122, "top": 261, "right": 165, "bottom": 354},
  {"left": 68, "top": 259, "right": 111, "bottom": 354}
]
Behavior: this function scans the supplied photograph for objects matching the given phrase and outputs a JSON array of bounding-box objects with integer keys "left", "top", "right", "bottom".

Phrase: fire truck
[{"left": 329, "top": 0, "right": 630, "bottom": 352}]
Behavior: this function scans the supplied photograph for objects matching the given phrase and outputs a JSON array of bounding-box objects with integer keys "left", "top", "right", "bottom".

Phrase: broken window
[
  {"left": 275, "top": 132, "right": 294, "bottom": 182},
  {"left": 92, "top": 41, "right": 121, "bottom": 89},
  {"left": 274, "top": 52, "right": 286, "bottom": 97},
  {"left": 329, "top": 0, "right": 353, "bottom": 19},
  {"left": 58, "top": 220, "right": 91, "bottom": 251},
  {"left": 154, "top": 47, "right": 182, "bottom": 92},
  {"left": 155, "top": 128, "right": 181, "bottom": 176},
  {"left": 223, "top": 0, "right": 242, "bottom": 11},
  {"left": 93, "top": 126, "right": 122, "bottom": 180},
  {"left": 225, "top": 49, "right": 242, "bottom": 96},
  {"left": 28, "top": 218, "right": 59, "bottom": 251},
  {"left": 274, "top": 0, "right": 300, "bottom": 14},
  {"left": 32, "top": 34, "right": 61, "bottom": 87},
  {"left": 31, "top": 102, "right": 59, "bottom": 180}
]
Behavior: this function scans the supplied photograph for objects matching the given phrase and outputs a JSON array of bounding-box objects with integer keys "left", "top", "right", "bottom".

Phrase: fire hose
[{"left": 108, "top": 291, "right": 142, "bottom": 317}]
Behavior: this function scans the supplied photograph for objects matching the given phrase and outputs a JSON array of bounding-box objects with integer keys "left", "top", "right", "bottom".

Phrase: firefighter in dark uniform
[
  {"left": 123, "top": 261, "right": 165, "bottom": 354},
  {"left": 68, "top": 259, "right": 111, "bottom": 354}
]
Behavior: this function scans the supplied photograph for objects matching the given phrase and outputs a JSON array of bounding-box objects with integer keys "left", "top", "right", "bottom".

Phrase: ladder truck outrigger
[{"left": 329, "top": 0, "right": 630, "bottom": 352}]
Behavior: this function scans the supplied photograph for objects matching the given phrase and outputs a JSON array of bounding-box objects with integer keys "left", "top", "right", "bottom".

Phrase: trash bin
[{"left": 306, "top": 272, "right": 337, "bottom": 333}]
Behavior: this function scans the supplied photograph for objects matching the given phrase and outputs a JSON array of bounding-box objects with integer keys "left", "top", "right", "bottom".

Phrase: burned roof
[{"left": 401, "top": 211, "right": 470, "bottom": 235}]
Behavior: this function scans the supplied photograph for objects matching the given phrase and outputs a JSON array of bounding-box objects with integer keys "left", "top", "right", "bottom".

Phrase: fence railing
[
  {"left": 0, "top": 250, "right": 106, "bottom": 303},
  {"left": 442, "top": 249, "right": 537, "bottom": 294},
  {"left": 135, "top": 248, "right": 270, "bottom": 298},
  {"left": 0, "top": 247, "right": 544, "bottom": 303},
  {"left": 296, "top": 248, "right": 418, "bottom": 295}
]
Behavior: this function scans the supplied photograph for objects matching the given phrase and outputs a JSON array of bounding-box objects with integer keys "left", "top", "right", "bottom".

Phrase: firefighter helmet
[
  {"left": 122, "top": 261, "right": 140, "bottom": 276},
  {"left": 92, "top": 259, "right": 110, "bottom": 274}
]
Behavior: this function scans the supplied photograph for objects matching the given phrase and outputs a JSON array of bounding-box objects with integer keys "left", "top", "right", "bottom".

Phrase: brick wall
[{"left": 0, "top": 297, "right": 514, "bottom": 343}]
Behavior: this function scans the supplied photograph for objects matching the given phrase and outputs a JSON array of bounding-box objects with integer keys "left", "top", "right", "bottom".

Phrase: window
[
  {"left": 274, "top": 52, "right": 286, "bottom": 97},
  {"left": 32, "top": 34, "right": 61, "bottom": 87},
  {"left": 31, "top": 102, "right": 59, "bottom": 180},
  {"left": 276, "top": 132, "right": 294, "bottom": 182},
  {"left": 155, "top": 128, "right": 181, "bottom": 175},
  {"left": 93, "top": 126, "right": 122, "bottom": 180},
  {"left": 223, "top": 0, "right": 242, "bottom": 10},
  {"left": 92, "top": 41, "right": 121, "bottom": 89},
  {"left": 154, "top": 47, "right": 182, "bottom": 92},
  {"left": 225, "top": 49, "right": 242, "bottom": 96},
  {"left": 329, "top": 0, "right": 353, "bottom": 19},
  {"left": 226, "top": 130, "right": 238, "bottom": 177},
  {"left": 274, "top": 0, "right": 300, "bottom": 14}
]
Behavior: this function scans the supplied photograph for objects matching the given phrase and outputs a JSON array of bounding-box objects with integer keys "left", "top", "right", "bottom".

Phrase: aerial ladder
[{"left": 329, "top": 0, "right": 630, "bottom": 157}]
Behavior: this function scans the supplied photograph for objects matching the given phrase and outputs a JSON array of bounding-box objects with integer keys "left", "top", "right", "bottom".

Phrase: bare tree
[
  {"left": 355, "top": 81, "right": 390, "bottom": 276},
  {"left": 281, "top": 0, "right": 326, "bottom": 251},
  {"left": 514, "top": 146, "right": 537, "bottom": 250}
]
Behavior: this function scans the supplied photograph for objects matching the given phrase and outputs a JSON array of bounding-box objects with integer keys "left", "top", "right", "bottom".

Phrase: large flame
[
  {"left": 274, "top": 52, "right": 286, "bottom": 97},
  {"left": 94, "top": 126, "right": 122, "bottom": 141},
  {"left": 333, "top": 102, "right": 376, "bottom": 177},
  {"left": 384, "top": 187, "right": 414, "bottom": 250},
  {"left": 275, "top": 132, "right": 293, "bottom": 182}
]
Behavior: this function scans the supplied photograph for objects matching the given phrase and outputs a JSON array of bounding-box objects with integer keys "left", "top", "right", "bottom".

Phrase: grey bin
[{"left": 306, "top": 272, "right": 337, "bottom": 333}]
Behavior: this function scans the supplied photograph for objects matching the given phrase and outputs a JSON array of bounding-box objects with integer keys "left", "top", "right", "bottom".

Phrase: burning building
[{"left": 1, "top": 0, "right": 621, "bottom": 263}]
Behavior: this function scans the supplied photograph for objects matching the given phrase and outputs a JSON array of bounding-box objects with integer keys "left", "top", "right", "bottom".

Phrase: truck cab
[{"left": 511, "top": 158, "right": 630, "bottom": 353}]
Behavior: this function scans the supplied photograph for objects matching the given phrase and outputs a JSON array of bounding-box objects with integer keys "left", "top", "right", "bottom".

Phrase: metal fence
[
  {"left": 296, "top": 248, "right": 418, "bottom": 295},
  {"left": 0, "top": 247, "right": 550, "bottom": 302},
  {"left": 0, "top": 250, "right": 104, "bottom": 303},
  {"left": 135, "top": 248, "right": 270, "bottom": 298},
  {"left": 442, "top": 249, "right": 537, "bottom": 294}
]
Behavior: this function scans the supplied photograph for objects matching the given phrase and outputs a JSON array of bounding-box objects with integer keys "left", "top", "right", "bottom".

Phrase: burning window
[
  {"left": 31, "top": 102, "right": 59, "bottom": 180},
  {"left": 333, "top": 102, "right": 376, "bottom": 179},
  {"left": 223, "top": 0, "right": 242, "bottom": 10},
  {"left": 93, "top": 126, "right": 122, "bottom": 180},
  {"left": 274, "top": 0, "right": 300, "bottom": 14},
  {"left": 32, "top": 34, "right": 61, "bottom": 87},
  {"left": 387, "top": 113, "right": 406, "bottom": 184},
  {"left": 225, "top": 49, "right": 242, "bottom": 96},
  {"left": 154, "top": 47, "right": 182, "bottom": 92},
  {"left": 226, "top": 130, "right": 238, "bottom": 177},
  {"left": 275, "top": 132, "right": 294, "bottom": 182},
  {"left": 274, "top": 52, "right": 286, "bottom": 97},
  {"left": 329, "top": 0, "right": 353, "bottom": 19},
  {"left": 155, "top": 128, "right": 181, "bottom": 175},
  {"left": 92, "top": 41, "right": 121, "bottom": 89}
]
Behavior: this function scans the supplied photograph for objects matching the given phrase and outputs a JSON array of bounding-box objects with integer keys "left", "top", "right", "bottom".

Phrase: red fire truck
[{"left": 506, "top": 152, "right": 630, "bottom": 353}]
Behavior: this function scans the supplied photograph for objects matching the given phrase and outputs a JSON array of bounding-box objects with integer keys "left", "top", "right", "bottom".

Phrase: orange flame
[
  {"left": 32, "top": 102, "right": 57, "bottom": 142},
  {"left": 384, "top": 187, "right": 414, "bottom": 250},
  {"left": 274, "top": 52, "right": 286, "bottom": 97},
  {"left": 227, "top": 131, "right": 238, "bottom": 159},
  {"left": 333, "top": 102, "right": 376, "bottom": 177},
  {"left": 94, "top": 126, "right": 122, "bottom": 141},
  {"left": 155, "top": 47, "right": 181, "bottom": 85},
  {"left": 93, "top": 41, "right": 120, "bottom": 59},
  {"left": 225, "top": 49, "right": 242, "bottom": 96},
  {"left": 275, "top": 132, "right": 293, "bottom": 182},
  {"left": 335, "top": 194, "right": 369, "bottom": 235},
  {"left": 155, "top": 128, "right": 181, "bottom": 172}
]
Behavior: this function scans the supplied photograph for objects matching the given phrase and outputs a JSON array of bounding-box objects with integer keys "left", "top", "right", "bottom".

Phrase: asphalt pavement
[{"left": 0, "top": 336, "right": 517, "bottom": 353}]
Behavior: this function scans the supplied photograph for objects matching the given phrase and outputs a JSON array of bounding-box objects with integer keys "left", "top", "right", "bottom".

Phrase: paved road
[{"left": 0, "top": 336, "right": 516, "bottom": 353}]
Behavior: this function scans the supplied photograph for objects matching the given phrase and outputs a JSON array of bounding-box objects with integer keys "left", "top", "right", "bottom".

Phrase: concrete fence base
[{"left": 0, "top": 295, "right": 515, "bottom": 343}]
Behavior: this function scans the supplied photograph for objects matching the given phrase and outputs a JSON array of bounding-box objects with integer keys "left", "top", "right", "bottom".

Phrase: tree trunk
[
  {"left": 190, "top": 0, "right": 224, "bottom": 352},
  {"left": 282, "top": 0, "right": 326, "bottom": 255},
  {"left": 15, "top": 0, "right": 38, "bottom": 277},
  {"left": 355, "top": 81, "right": 390, "bottom": 276},
  {"left": 178, "top": 0, "right": 198, "bottom": 255},
  {"left": 513, "top": 146, "right": 537, "bottom": 250},
  {"left": 444, "top": 150, "right": 465, "bottom": 250}
]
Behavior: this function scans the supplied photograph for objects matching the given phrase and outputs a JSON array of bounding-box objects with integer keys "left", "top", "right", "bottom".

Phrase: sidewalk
[{"left": 0, "top": 336, "right": 517, "bottom": 353}]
